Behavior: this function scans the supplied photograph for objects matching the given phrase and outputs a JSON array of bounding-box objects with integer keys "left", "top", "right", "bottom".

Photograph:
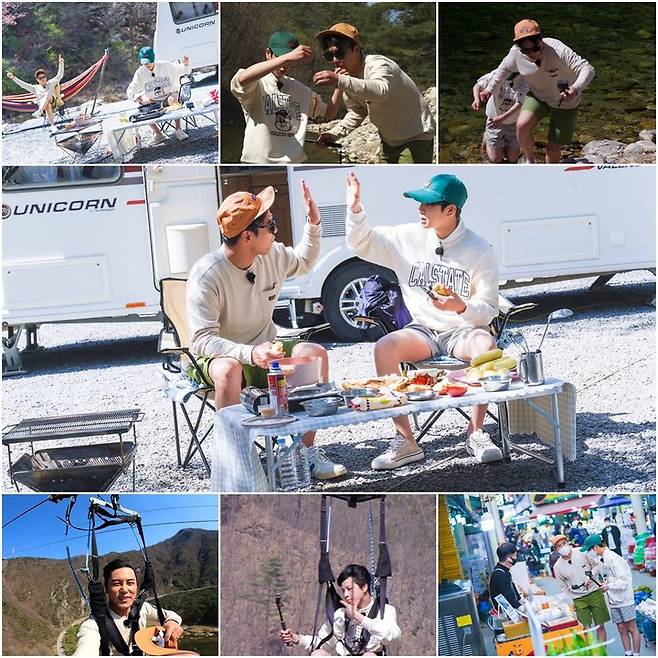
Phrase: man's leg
[
  {"left": 516, "top": 110, "right": 538, "bottom": 163},
  {"left": 616, "top": 620, "right": 631, "bottom": 654},
  {"left": 546, "top": 107, "right": 577, "bottom": 163},
  {"left": 486, "top": 144, "right": 504, "bottom": 163},
  {"left": 407, "top": 138, "right": 435, "bottom": 164},
  {"left": 208, "top": 357, "right": 243, "bottom": 410},
  {"left": 379, "top": 140, "right": 403, "bottom": 164},
  {"left": 291, "top": 341, "right": 346, "bottom": 479},
  {"left": 43, "top": 99, "right": 57, "bottom": 127},
  {"left": 622, "top": 618, "right": 641, "bottom": 654},
  {"left": 545, "top": 142, "right": 562, "bottom": 163}
]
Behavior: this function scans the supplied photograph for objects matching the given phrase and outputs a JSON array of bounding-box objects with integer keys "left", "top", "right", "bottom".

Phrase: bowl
[
  {"left": 341, "top": 387, "right": 380, "bottom": 405},
  {"left": 406, "top": 389, "right": 436, "bottom": 402},
  {"left": 479, "top": 374, "right": 513, "bottom": 392},
  {"left": 301, "top": 396, "right": 342, "bottom": 417},
  {"left": 446, "top": 384, "right": 468, "bottom": 397}
]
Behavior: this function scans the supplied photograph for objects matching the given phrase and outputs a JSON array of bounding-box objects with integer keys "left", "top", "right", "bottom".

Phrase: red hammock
[{"left": 2, "top": 52, "right": 109, "bottom": 112}]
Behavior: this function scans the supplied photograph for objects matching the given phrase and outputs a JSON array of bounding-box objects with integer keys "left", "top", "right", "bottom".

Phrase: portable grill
[{"left": 2, "top": 409, "right": 143, "bottom": 492}]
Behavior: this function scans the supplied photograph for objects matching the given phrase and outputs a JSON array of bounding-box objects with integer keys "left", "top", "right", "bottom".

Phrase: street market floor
[{"left": 481, "top": 569, "right": 657, "bottom": 656}]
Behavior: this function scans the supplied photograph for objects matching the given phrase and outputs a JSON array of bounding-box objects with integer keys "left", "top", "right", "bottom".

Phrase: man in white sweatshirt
[
  {"left": 6, "top": 54, "right": 65, "bottom": 133},
  {"left": 480, "top": 19, "right": 595, "bottom": 163},
  {"left": 313, "top": 23, "right": 435, "bottom": 163},
  {"left": 346, "top": 172, "right": 503, "bottom": 470},
  {"left": 583, "top": 534, "right": 641, "bottom": 656},
  {"left": 187, "top": 182, "right": 346, "bottom": 481},
  {"left": 552, "top": 534, "right": 610, "bottom": 644},
  {"left": 126, "top": 46, "right": 191, "bottom": 144}
]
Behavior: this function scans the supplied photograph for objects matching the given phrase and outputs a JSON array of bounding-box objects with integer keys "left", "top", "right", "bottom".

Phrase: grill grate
[{"left": 3, "top": 409, "right": 142, "bottom": 443}]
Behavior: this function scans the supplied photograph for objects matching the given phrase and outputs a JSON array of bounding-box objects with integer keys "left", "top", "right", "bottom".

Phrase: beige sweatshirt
[
  {"left": 553, "top": 550, "right": 599, "bottom": 599},
  {"left": 231, "top": 70, "right": 327, "bottom": 163},
  {"left": 73, "top": 602, "right": 182, "bottom": 656},
  {"left": 188, "top": 223, "right": 321, "bottom": 364},
  {"left": 484, "top": 38, "right": 595, "bottom": 110},
  {"left": 325, "top": 54, "right": 435, "bottom": 147},
  {"left": 347, "top": 211, "right": 499, "bottom": 331}
]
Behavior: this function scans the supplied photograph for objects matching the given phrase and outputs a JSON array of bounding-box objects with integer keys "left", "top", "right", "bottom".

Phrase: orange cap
[
  {"left": 513, "top": 19, "right": 541, "bottom": 42},
  {"left": 551, "top": 534, "right": 568, "bottom": 547},
  {"left": 216, "top": 187, "right": 275, "bottom": 239},
  {"left": 316, "top": 22, "right": 362, "bottom": 48}
]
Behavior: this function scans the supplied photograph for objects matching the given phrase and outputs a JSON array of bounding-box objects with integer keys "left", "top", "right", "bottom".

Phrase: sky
[{"left": 2, "top": 493, "right": 218, "bottom": 560}]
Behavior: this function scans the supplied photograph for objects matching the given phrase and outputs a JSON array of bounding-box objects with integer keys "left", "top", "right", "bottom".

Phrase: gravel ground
[
  {"left": 1, "top": 84, "right": 218, "bottom": 165},
  {"left": 2, "top": 271, "right": 655, "bottom": 494}
]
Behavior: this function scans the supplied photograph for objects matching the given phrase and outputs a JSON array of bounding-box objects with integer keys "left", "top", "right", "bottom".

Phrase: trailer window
[
  {"left": 169, "top": 2, "right": 218, "bottom": 24},
  {"left": 2, "top": 166, "right": 122, "bottom": 190}
]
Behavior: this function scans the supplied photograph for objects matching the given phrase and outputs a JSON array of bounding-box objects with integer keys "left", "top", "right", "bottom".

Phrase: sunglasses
[
  {"left": 322, "top": 47, "right": 347, "bottom": 62},
  {"left": 255, "top": 218, "right": 277, "bottom": 234},
  {"left": 519, "top": 43, "right": 542, "bottom": 55},
  {"left": 36, "top": 75, "right": 47, "bottom": 80}
]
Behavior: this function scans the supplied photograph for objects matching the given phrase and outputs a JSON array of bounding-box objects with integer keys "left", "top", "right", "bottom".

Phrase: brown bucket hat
[{"left": 216, "top": 186, "right": 275, "bottom": 238}]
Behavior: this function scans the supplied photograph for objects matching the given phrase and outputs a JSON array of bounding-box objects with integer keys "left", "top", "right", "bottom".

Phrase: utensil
[
  {"left": 536, "top": 308, "right": 573, "bottom": 352},
  {"left": 479, "top": 374, "right": 513, "bottom": 392},
  {"left": 519, "top": 351, "right": 545, "bottom": 386},
  {"left": 301, "top": 396, "right": 341, "bottom": 417}
]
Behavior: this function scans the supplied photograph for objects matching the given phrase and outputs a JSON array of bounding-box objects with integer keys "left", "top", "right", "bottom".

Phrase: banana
[{"left": 470, "top": 348, "right": 503, "bottom": 367}]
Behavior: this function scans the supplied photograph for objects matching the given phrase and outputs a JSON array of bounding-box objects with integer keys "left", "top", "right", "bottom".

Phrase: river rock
[
  {"left": 621, "top": 140, "right": 656, "bottom": 163},
  {"left": 307, "top": 87, "right": 437, "bottom": 163},
  {"left": 639, "top": 129, "right": 656, "bottom": 143},
  {"left": 580, "top": 140, "right": 626, "bottom": 162}
]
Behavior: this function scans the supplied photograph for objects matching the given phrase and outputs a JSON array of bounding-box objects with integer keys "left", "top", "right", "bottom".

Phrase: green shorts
[
  {"left": 573, "top": 589, "right": 611, "bottom": 628},
  {"left": 522, "top": 94, "right": 578, "bottom": 145},
  {"left": 380, "top": 138, "right": 435, "bottom": 164},
  {"left": 186, "top": 339, "right": 300, "bottom": 389}
]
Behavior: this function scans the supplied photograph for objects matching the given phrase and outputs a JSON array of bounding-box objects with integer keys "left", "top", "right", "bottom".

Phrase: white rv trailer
[
  {"left": 2, "top": 164, "right": 655, "bottom": 370},
  {"left": 153, "top": 2, "right": 218, "bottom": 76}
]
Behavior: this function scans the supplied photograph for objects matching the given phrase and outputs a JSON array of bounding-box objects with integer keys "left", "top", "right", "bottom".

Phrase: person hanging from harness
[
  {"left": 73, "top": 559, "right": 184, "bottom": 655},
  {"left": 6, "top": 54, "right": 65, "bottom": 133},
  {"left": 279, "top": 564, "right": 401, "bottom": 656}
]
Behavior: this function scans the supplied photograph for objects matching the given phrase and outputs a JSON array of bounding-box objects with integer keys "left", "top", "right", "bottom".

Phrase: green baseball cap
[
  {"left": 268, "top": 31, "right": 300, "bottom": 57},
  {"left": 403, "top": 174, "right": 468, "bottom": 209},
  {"left": 580, "top": 534, "right": 604, "bottom": 552},
  {"left": 139, "top": 46, "right": 155, "bottom": 64}
]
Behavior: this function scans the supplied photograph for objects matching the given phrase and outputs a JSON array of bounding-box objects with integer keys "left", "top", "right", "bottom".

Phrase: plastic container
[
  {"left": 277, "top": 437, "right": 297, "bottom": 491},
  {"left": 267, "top": 361, "right": 289, "bottom": 416},
  {"left": 292, "top": 442, "right": 311, "bottom": 489}
]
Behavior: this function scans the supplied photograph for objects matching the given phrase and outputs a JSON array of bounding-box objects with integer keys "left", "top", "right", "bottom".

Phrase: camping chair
[
  {"left": 158, "top": 277, "right": 330, "bottom": 477},
  {"left": 353, "top": 289, "right": 537, "bottom": 443}
]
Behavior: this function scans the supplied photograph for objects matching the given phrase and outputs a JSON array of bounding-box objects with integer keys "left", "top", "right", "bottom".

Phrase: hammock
[{"left": 2, "top": 51, "right": 109, "bottom": 112}]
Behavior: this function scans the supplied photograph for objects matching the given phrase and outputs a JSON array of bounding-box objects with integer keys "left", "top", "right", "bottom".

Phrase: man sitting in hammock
[
  {"left": 279, "top": 564, "right": 401, "bottom": 656},
  {"left": 6, "top": 54, "right": 65, "bottom": 133}
]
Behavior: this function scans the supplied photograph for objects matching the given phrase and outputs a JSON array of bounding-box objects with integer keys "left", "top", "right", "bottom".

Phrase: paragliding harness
[
  {"left": 310, "top": 495, "right": 392, "bottom": 656},
  {"left": 63, "top": 495, "right": 166, "bottom": 656}
]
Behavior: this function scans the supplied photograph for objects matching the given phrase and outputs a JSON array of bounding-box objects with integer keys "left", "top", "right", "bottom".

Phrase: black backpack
[{"left": 358, "top": 275, "right": 412, "bottom": 334}]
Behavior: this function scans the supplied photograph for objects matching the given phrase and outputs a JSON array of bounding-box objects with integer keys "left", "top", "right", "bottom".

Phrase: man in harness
[
  {"left": 278, "top": 564, "right": 401, "bottom": 656},
  {"left": 73, "top": 559, "right": 183, "bottom": 655}
]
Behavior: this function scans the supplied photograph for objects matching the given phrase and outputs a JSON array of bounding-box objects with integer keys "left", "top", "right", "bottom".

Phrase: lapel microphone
[{"left": 246, "top": 271, "right": 256, "bottom": 284}]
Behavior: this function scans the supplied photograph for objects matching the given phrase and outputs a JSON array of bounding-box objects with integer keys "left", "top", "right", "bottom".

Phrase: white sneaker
[
  {"left": 174, "top": 129, "right": 189, "bottom": 141},
  {"left": 308, "top": 447, "right": 347, "bottom": 480},
  {"left": 466, "top": 430, "right": 503, "bottom": 463},
  {"left": 371, "top": 434, "right": 424, "bottom": 470}
]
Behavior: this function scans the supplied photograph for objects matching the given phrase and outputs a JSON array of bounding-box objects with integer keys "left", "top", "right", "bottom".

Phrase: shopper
[
  {"left": 489, "top": 543, "right": 523, "bottom": 611},
  {"left": 602, "top": 516, "right": 623, "bottom": 557}
]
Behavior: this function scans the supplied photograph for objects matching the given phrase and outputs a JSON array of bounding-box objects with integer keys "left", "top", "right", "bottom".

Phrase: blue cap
[
  {"left": 403, "top": 174, "right": 468, "bottom": 209},
  {"left": 139, "top": 46, "right": 155, "bottom": 64}
]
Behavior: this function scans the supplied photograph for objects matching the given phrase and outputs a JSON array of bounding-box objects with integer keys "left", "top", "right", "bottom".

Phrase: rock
[
  {"left": 564, "top": 154, "right": 605, "bottom": 164},
  {"left": 581, "top": 139, "right": 626, "bottom": 163},
  {"left": 639, "top": 129, "right": 656, "bottom": 143},
  {"left": 306, "top": 87, "right": 437, "bottom": 163},
  {"left": 621, "top": 140, "right": 656, "bottom": 163}
]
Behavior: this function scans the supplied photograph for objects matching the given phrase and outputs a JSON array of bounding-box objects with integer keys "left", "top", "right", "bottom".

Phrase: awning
[{"left": 530, "top": 494, "right": 603, "bottom": 517}]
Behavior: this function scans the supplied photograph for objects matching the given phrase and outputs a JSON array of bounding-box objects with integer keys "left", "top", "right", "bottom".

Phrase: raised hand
[
  {"left": 285, "top": 44, "right": 313, "bottom": 65},
  {"left": 301, "top": 179, "right": 321, "bottom": 225},
  {"left": 346, "top": 171, "right": 362, "bottom": 213}
]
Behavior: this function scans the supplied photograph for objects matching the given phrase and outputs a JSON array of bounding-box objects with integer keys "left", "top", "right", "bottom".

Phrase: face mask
[
  {"left": 558, "top": 545, "right": 571, "bottom": 557},
  {"left": 508, "top": 556, "right": 517, "bottom": 566},
  {"left": 588, "top": 549, "right": 597, "bottom": 560}
]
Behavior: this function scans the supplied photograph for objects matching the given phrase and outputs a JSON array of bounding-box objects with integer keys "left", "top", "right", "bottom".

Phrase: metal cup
[{"left": 519, "top": 350, "right": 544, "bottom": 386}]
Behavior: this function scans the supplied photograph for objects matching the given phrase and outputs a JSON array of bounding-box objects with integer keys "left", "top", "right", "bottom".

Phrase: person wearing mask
[
  {"left": 489, "top": 542, "right": 522, "bottom": 612},
  {"left": 583, "top": 534, "right": 640, "bottom": 657},
  {"left": 602, "top": 516, "right": 623, "bottom": 557},
  {"left": 552, "top": 534, "right": 609, "bottom": 644},
  {"left": 577, "top": 521, "right": 589, "bottom": 545}
]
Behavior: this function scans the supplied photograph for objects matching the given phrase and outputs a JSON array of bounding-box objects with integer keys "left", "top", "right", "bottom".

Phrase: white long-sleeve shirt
[
  {"left": 553, "top": 551, "right": 599, "bottom": 599},
  {"left": 73, "top": 602, "right": 182, "bottom": 656},
  {"left": 325, "top": 54, "right": 435, "bottom": 147},
  {"left": 476, "top": 70, "right": 528, "bottom": 124},
  {"left": 231, "top": 71, "right": 327, "bottom": 164},
  {"left": 298, "top": 602, "right": 401, "bottom": 656},
  {"left": 484, "top": 38, "right": 595, "bottom": 110},
  {"left": 126, "top": 60, "right": 190, "bottom": 102},
  {"left": 187, "top": 223, "right": 321, "bottom": 364},
  {"left": 10, "top": 59, "right": 64, "bottom": 114},
  {"left": 591, "top": 548, "right": 635, "bottom": 608},
  {"left": 347, "top": 211, "right": 499, "bottom": 331}
]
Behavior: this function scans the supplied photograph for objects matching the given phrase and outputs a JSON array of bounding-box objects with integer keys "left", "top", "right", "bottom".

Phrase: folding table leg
[
  {"left": 496, "top": 401, "right": 512, "bottom": 463},
  {"left": 550, "top": 393, "right": 565, "bottom": 488}
]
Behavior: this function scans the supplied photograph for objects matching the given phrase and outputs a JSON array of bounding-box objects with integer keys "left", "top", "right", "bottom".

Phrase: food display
[{"left": 340, "top": 370, "right": 447, "bottom": 394}]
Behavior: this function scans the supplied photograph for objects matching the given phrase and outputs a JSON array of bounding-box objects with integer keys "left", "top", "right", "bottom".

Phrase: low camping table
[
  {"left": 104, "top": 104, "right": 218, "bottom": 161},
  {"left": 211, "top": 378, "right": 570, "bottom": 492},
  {"left": 2, "top": 409, "right": 143, "bottom": 492}
]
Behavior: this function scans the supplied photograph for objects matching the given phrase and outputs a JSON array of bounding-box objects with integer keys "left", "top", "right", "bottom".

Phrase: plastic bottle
[
  {"left": 277, "top": 437, "right": 297, "bottom": 491},
  {"left": 267, "top": 361, "right": 289, "bottom": 416},
  {"left": 292, "top": 440, "right": 311, "bottom": 489}
]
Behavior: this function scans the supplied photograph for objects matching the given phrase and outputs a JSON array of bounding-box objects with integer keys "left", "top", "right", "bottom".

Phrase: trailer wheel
[{"left": 322, "top": 261, "right": 397, "bottom": 342}]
